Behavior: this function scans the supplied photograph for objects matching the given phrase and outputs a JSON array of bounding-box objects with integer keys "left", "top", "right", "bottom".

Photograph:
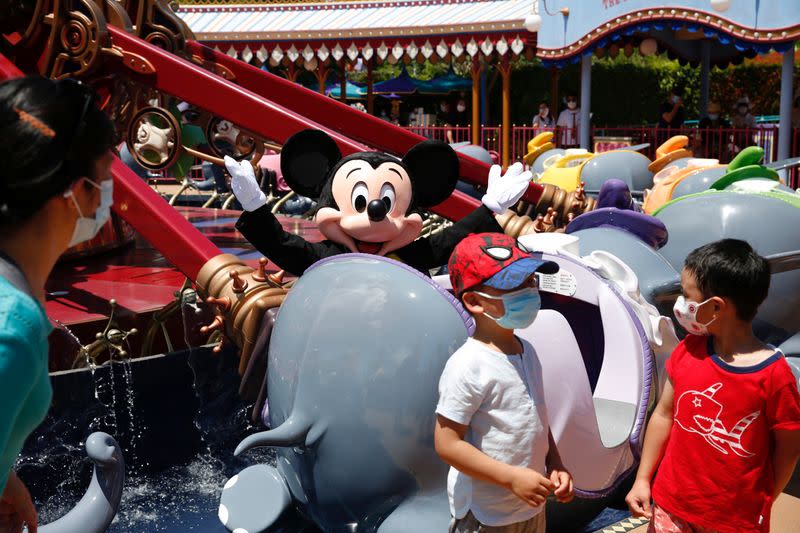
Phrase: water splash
[
  {"left": 50, "top": 319, "right": 148, "bottom": 473},
  {"left": 121, "top": 337, "right": 147, "bottom": 474},
  {"left": 27, "top": 291, "right": 281, "bottom": 531}
]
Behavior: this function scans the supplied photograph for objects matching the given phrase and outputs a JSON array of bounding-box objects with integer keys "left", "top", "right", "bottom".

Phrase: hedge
[{"left": 490, "top": 54, "right": 798, "bottom": 127}]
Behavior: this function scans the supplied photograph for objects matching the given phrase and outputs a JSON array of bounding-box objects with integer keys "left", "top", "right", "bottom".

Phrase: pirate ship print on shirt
[{"left": 674, "top": 383, "right": 760, "bottom": 458}]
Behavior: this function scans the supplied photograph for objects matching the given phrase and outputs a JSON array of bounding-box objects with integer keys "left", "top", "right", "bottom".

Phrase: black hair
[
  {"left": 672, "top": 85, "right": 684, "bottom": 98},
  {"left": 684, "top": 239, "right": 770, "bottom": 322},
  {"left": 539, "top": 101, "right": 549, "bottom": 107},
  {"left": 0, "top": 76, "right": 118, "bottom": 229}
]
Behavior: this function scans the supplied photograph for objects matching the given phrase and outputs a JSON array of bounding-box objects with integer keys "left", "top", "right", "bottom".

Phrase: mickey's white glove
[
  {"left": 481, "top": 162, "right": 533, "bottom": 214},
  {"left": 224, "top": 155, "right": 266, "bottom": 212}
]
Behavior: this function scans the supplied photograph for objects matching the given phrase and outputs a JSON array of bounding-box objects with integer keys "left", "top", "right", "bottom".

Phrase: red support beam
[
  {"left": 109, "top": 27, "right": 368, "bottom": 156},
  {"left": 110, "top": 27, "right": 480, "bottom": 220},
  {"left": 184, "top": 40, "right": 544, "bottom": 206},
  {"left": 0, "top": 54, "right": 22, "bottom": 80},
  {"left": 111, "top": 159, "right": 221, "bottom": 280},
  {"left": 0, "top": 52, "right": 221, "bottom": 280}
]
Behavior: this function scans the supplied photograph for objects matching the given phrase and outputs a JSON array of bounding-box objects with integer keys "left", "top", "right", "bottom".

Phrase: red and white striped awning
[{"left": 177, "top": 0, "right": 535, "bottom": 64}]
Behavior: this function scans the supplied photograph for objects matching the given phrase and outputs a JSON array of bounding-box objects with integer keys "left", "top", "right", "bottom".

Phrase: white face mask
[
  {"left": 708, "top": 113, "right": 719, "bottom": 120},
  {"left": 673, "top": 295, "right": 717, "bottom": 336},
  {"left": 64, "top": 178, "right": 113, "bottom": 247},
  {"left": 456, "top": 104, "right": 466, "bottom": 113}
]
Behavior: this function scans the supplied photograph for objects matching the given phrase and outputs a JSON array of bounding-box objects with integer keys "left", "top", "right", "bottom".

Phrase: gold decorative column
[
  {"left": 471, "top": 57, "right": 481, "bottom": 145},
  {"left": 499, "top": 58, "right": 512, "bottom": 169}
]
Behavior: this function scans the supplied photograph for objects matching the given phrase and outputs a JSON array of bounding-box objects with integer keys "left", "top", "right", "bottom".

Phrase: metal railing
[
  {"left": 141, "top": 125, "right": 800, "bottom": 194},
  {"left": 403, "top": 124, "right": 800, "bottom": 187},
  {"left": 405, "top": 125, "right": 471, "bottom": 144}
]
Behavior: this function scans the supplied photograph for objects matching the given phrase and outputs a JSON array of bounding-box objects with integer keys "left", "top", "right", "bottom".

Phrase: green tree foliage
[
  {"left": 349, "top": 59, "right": 466, "bottom": 83},
  {"left": 497, "top": 54, "right": 796, "bottom": 126}
]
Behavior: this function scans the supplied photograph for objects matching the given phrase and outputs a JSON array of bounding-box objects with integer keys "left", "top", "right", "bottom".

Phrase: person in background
[
  {"left": 532, "top": 101, "right": 554, "bottom": 131},
  {"left": 658, "top": 87, "right": 685, "bottom": 129},
  {"left": 438, "top": 99, "right": 456, "bottom": 144},
  {"left": 731, "top": 96, "right": 756, "bottom": 155},
  {"left": 791, "top": 94, "right": 800, "bottom": 129},
  {"left": 731, "top": 96, "right": 756, "bottom": 129},
  {"left": 556, "top": 92, "right": 580, "bottom": 148},
  {"left": 438, "top": 99, "right": 453, "bottom": 125},
  {"left": 453, "top": 98, "right": 469, "bottom": 128},
  {"left": 446, "top": 98, "right": 469, "bottom": 143},
  {"left": 697, "top": 101, "right": 731, "bottom": 159},
  {"left": 657, "top": 87, "right": 686, "bottom": 150},
  {"left": 0, "top": 75, "right": 118, "bottom": 532}
]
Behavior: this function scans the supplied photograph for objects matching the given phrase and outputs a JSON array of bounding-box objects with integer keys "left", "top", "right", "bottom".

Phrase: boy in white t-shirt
[{"left": 436, "top": 232, "right": 573, "bottom": 533}]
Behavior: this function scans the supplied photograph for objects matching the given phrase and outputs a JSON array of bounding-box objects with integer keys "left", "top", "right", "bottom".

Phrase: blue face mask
[{"left": 473, "top": 287, "right": 542, "bottom": 330}]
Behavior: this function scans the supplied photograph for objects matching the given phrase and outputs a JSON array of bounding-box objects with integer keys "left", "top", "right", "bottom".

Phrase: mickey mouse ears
[
  {"left": 402, "top": 140, "right": 460, "bottom": 208},
  {"left": 280, "top": 130, "right": 343, "bottom": 199}
]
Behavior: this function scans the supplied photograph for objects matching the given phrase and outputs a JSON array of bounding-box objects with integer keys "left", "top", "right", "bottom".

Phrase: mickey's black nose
[{"left": 367, "top": 199, "right": 388, "bottom": 221}]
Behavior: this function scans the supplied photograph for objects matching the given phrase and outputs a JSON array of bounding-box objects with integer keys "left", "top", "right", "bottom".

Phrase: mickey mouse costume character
[{"left": 225, "top": 129, "right": 532, "bottom": 276}]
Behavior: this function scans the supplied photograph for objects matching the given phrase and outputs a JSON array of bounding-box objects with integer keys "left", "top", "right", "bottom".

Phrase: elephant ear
[
  {"left": 402, "top": 140, "right": 460, "bottom": 208},
  {"left": 280, "top": 129, "right": 342, "bottom": 199}
]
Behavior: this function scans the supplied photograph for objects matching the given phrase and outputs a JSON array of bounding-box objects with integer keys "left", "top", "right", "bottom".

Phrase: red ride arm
[
  {"left": 108, "top": 28, "right": 484, "bottom": 221},
  {"left": 185, "top": 40, "right": 544, "bottom": 207},
  {"left": 0, "top": 54, "right": 221, "bottom": 280},
  {"left": 111, "top": 158, "right": 221, "bottom": 280}
]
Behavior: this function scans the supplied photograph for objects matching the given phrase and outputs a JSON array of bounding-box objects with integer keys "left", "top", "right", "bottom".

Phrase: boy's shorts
[
  {"left": 449, "top": 510, "right": 546, "bottom": 533},
  {"left": 648, "top": 503, "right": 721, "bottom": 533}
]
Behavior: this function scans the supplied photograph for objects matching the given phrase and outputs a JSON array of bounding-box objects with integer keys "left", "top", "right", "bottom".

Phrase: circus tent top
[
  {"left": 176, "top": 0, "right": 536, "bottom": 64},
  {"left": 534, "top": 0, "right": 800, "bottom": 68}
]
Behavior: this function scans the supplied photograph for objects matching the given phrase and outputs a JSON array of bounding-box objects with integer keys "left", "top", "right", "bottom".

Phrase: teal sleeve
[{"left": 0, "top": 289, "right": 49, "bottom": 493}]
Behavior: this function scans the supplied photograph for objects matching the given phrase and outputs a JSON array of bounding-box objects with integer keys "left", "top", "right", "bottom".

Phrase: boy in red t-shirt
[{"left": 626, "top": 239, "right": 800, "bottom": 533}]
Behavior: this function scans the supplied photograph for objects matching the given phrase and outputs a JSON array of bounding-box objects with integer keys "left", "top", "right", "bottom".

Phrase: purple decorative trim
[
  {"left": 261, "top": 395, "right": 270, "bottom": 427},
  {"left": 308, "top": 253, "right": 474, "bottom": 335},
  {"left": 574, "top": 464, "right": 638, "bottom": 500},
  {"left": 540, "top": 253, "right": 654, "bottom": 499},
  {"left": 567, "top": 208, "right": 668, "bottom": 249}
]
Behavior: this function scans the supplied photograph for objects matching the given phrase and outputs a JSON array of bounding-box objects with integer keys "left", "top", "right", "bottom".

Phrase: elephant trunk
[
  {"left": 31, "top": 432, "right": 125, "bottom": 533},
  {"left": 234, "top": 413, "right": 312, "bottom": 456}
]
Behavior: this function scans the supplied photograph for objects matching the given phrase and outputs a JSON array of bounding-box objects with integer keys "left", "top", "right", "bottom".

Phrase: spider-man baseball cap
[{"left": 448, "top": 232, "right": 559, "bottom": 297}]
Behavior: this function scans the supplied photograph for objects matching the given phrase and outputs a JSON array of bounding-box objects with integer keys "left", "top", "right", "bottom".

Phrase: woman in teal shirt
[{"left": 0, "top": 76, "right": 117, "bottom": 532}]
